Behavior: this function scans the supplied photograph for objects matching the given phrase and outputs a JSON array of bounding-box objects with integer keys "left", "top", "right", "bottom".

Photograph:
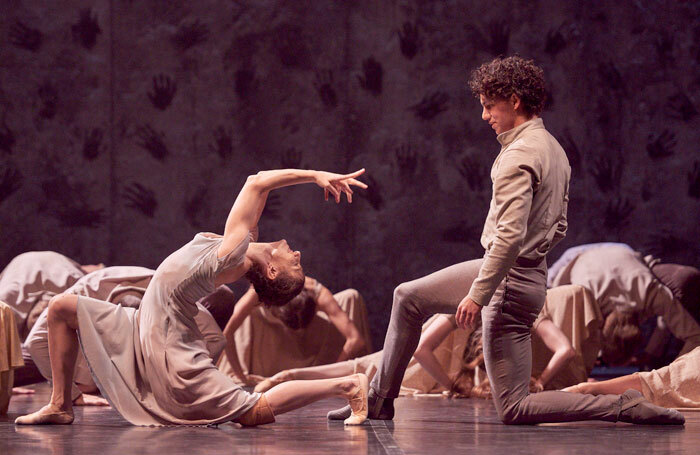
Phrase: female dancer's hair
[
  {"left": 449, "top": 325, "right": 489, "bottom": 398},
  {"left": 601, "top": 310, "right": 642, "bottom": 366},
  {"left": 269, "top": 288, "right": 317, "bottom": 329},
  {"left": 245, "top": 261, "right": 305, "bottom": 307}
]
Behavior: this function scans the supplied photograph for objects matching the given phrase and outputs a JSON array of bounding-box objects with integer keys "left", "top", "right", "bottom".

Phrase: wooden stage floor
[{"left": 3, "top": 383, "right": 700, "bottom": 455}]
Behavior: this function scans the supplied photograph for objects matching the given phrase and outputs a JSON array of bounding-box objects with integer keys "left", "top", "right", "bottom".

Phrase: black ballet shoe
[
  {"left": 327, "top": 389, "right": 395, "bottom": 421},
  {"left": 617, "top": 390, "right": 685, "bottom": 425}
]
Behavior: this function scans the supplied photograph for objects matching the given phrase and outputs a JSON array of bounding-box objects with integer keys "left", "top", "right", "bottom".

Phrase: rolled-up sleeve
[{"left": 467, "top": 152, "right": 538, "bottom": 306}]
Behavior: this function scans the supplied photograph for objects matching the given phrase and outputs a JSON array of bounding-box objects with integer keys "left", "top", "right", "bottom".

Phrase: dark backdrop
[{"left": 2, "top": 0, "right": 699, "bottom": 349}]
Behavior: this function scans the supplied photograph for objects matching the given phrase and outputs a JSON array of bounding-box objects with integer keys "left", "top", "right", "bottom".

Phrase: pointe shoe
[
  {"left": 15, "top": 405, "right": 74, "bottom": 425},
  {"left": 344, "top": 374, "right": 369, "bottom": 425},
  {"left": 254, "top": 376, "right": 285, "bottom": 394},
  {"left": 328, "top": 388, "right": 395, "bottom": 421},
  {"left": 618, "top": 390, "right": 685, "bottom": 425}
]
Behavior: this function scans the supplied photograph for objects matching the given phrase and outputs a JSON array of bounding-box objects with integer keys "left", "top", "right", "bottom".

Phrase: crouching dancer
[
  {"left": 16, "top": 168, "right": 370, "bottom": 427},
  {"left": 328, "top": 56, "right": 684, "bottom": 425}
]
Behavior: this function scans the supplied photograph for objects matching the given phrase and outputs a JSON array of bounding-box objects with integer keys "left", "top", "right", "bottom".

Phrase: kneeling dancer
[
  {"left": 17, "top": 168, "right": 369, "bottom": 426},
  {"left": 329, "top": 56, "right": 684, "bottom": 425}
]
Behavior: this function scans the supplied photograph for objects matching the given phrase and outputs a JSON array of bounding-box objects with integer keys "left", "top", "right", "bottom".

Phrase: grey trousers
[{"left": 371, "top": 257, "right": 623, "bottom": 424}]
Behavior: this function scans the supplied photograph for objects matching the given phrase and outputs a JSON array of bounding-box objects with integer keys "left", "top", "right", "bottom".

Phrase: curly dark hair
[
  {"left": 245, "top": 261, "right": 305, "bottom": 307},
  {"left": 468, "top": 55, "right": 546, "bottom": 117},
  {"left": 269, "top": 288, "right": 317, "bottom": 330}
]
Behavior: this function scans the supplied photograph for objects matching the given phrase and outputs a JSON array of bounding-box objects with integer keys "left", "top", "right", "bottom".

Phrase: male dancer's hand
[{"left": 455, "top": 296, "right": 482, "bottom": 329}]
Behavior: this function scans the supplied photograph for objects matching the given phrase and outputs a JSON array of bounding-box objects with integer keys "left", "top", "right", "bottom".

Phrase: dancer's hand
[
  {"left": 529, "top": 377, "right": 544, "bottom": 393},
  {"left": 244, "top": 374, "right": 265, "bottom": 386},
  {"left": 314, "top": 169, "right": 368, "bottom": 203},
  {"left": 455, "top": 296, "right": 482, "bottom": 330}
]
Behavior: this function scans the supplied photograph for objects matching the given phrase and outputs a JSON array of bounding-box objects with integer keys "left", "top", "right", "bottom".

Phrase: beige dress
[
  {"left": 26, "top": 266, "right": 226, "bottom": 403},
  {"left": 637, "top": 346, "right": 700, "bottom": 409},
  {"left": 218, "top": 279, "right": 372, "bottom": 380},
  {"left": 1, "top": 300, "right": 24, "bottom": 413},
  {"left": 531, "top": 285, "right": 603, "bottom": 390},
  {"left": 77, "top": 234, "right": 259, "bottom": 426},
  {"left": 0, "top": 251, "right": 85, "bottom": 339}
]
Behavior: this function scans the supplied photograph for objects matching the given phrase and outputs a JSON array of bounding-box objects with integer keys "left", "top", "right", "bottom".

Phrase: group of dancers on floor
[{"left": 1, "top": 56, "right": 696, "bottom": 428}]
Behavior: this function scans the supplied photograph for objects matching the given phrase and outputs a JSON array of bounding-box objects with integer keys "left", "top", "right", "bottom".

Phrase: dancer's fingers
[
  {"left": 340, "top": 168, "right": 365, "bottom": 180},
  {"left": 344, "top": 178, "right": 368, "bottom": 189}
]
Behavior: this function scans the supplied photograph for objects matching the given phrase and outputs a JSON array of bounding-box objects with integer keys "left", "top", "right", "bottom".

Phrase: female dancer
[
  {"left": 16, "top": 168, "right": 369, "bottom": 426},
  {"left": 216, "top": 277, "right": 371, "bottom": 384}
]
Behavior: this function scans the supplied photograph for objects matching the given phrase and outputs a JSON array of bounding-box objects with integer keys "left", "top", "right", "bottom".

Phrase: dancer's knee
[{"left": 48, "top": 294, "right": 78, "bottom": 323}]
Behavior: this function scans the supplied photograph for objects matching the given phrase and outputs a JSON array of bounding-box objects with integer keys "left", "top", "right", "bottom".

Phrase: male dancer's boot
[
  {"left": 617, "top": 390, "right": 684, "bottom": 425},
  {"left": 328, "top": 389, "right": 394, "bottom": 421}
]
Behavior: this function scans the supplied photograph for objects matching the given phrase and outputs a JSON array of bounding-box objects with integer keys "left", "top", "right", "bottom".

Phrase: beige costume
[
  {"left": 551, "top": 245, "right": 700, "bottom": 355},
  {"left": 637, "top": 346, "right": 700, "bottom": 409},
  {"left": 76, "top": 234, "right": 259, "bottom": 426},
  {"left": 531, "top": 285, "right": 603, "bottom": 390},
  {"left": 0, "top": 251, "right": 85, "bottom": 339},
  {"left": 25, "top": 266, "right": 226, "bottom": 403},
  {"left": 1, "top": 301, "right": 24, "bottom": 413},
  {"left": 218, "top": 283, "right": 372, "bottom": 380}
]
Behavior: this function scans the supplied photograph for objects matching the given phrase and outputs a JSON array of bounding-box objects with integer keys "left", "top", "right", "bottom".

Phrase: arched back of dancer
[
  {"left": 215, "top": 276, "right": 372, "bottom": 384},
  {"left": 16, "top": 168, "right": 371, "bottom": 427},
  {"left": 550, "top": 243, "right": 700, "bottom": 363},
  {"left": 327, "top": 56, "right": 684, "bottom": 425}
]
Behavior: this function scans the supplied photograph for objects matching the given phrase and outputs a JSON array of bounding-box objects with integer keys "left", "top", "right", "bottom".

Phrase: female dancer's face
[{"left": 269, "top": 239, "right": 303, "bottom": 277}]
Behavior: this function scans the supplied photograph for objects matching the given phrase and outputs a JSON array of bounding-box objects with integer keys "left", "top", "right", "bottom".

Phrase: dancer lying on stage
[
  {"left": 563, "top": 346, "right": 700, "bottom": 409},
  {"left": 24, "top": 266, "right": 226, "bottom": 407},
  {"left": 215, "top": 277, "right": 372, "bottom": 384},
  {"left": 328, "top": 55, "right": 684, "bottom": 425},
  {"left": 255, "top": 285, "right": 601, "bottom": 396},
  {"left": 16, "top": 168, "right": 371, "bottom": 426},
  {"left": 550, "top": 243, "right": 700, "bottom": 364}
]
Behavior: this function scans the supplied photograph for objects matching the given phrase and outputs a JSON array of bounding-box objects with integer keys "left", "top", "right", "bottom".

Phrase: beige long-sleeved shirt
[{"left": 467, "top": 118, "right": 570, "bottom": 306}]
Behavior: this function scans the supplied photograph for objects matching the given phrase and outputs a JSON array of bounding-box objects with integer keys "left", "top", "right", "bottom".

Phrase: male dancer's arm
[{"left": 457, "top": 150, "right": 539, "bottom": 328}]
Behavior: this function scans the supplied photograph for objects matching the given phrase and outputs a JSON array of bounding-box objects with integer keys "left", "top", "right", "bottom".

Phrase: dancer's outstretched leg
[
  {"left": 263, "top": 373, "right": 368, "bottom": 425},
  {"left": 255, "top": 360, "right": 357, "bottom": 393},
  {"left": 16, "top": 294, "right": 80, "bottom": 425}
]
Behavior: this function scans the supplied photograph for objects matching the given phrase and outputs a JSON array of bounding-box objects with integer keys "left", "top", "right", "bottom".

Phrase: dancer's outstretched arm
[
  {"left": 531, "top": 319, "right": 575, "bottom": 390},
  {"left": 219, "top": 169, "right": 366, "bottom": 258}
]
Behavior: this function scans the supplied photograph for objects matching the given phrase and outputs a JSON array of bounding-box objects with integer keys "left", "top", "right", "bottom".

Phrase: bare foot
[
  {"left": 15, "top": 404, "right": 74, "bottom": 425},
  {"left": 344, "top": 373, "right": 368, "bottom": 426},
  {"left": 73, "top": 393, "right": 110, "bottom": 406},
  {"left": 12, "top": 387, "right": 35, "bottom": 395}
]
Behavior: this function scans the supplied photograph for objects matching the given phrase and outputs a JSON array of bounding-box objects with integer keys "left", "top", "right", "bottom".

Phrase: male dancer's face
[{"left": 479, "top": 94, "right": 518, "bottom": 135}]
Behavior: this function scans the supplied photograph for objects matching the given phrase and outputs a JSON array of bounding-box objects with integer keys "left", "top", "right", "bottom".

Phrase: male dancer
[{"left": 329, "top": 56, "right": 684, "bottom": 425}]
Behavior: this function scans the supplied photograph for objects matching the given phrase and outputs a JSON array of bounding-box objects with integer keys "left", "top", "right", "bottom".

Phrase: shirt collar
[{"left": 496, "top": 117, "right": 544, "bottom": 147}]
